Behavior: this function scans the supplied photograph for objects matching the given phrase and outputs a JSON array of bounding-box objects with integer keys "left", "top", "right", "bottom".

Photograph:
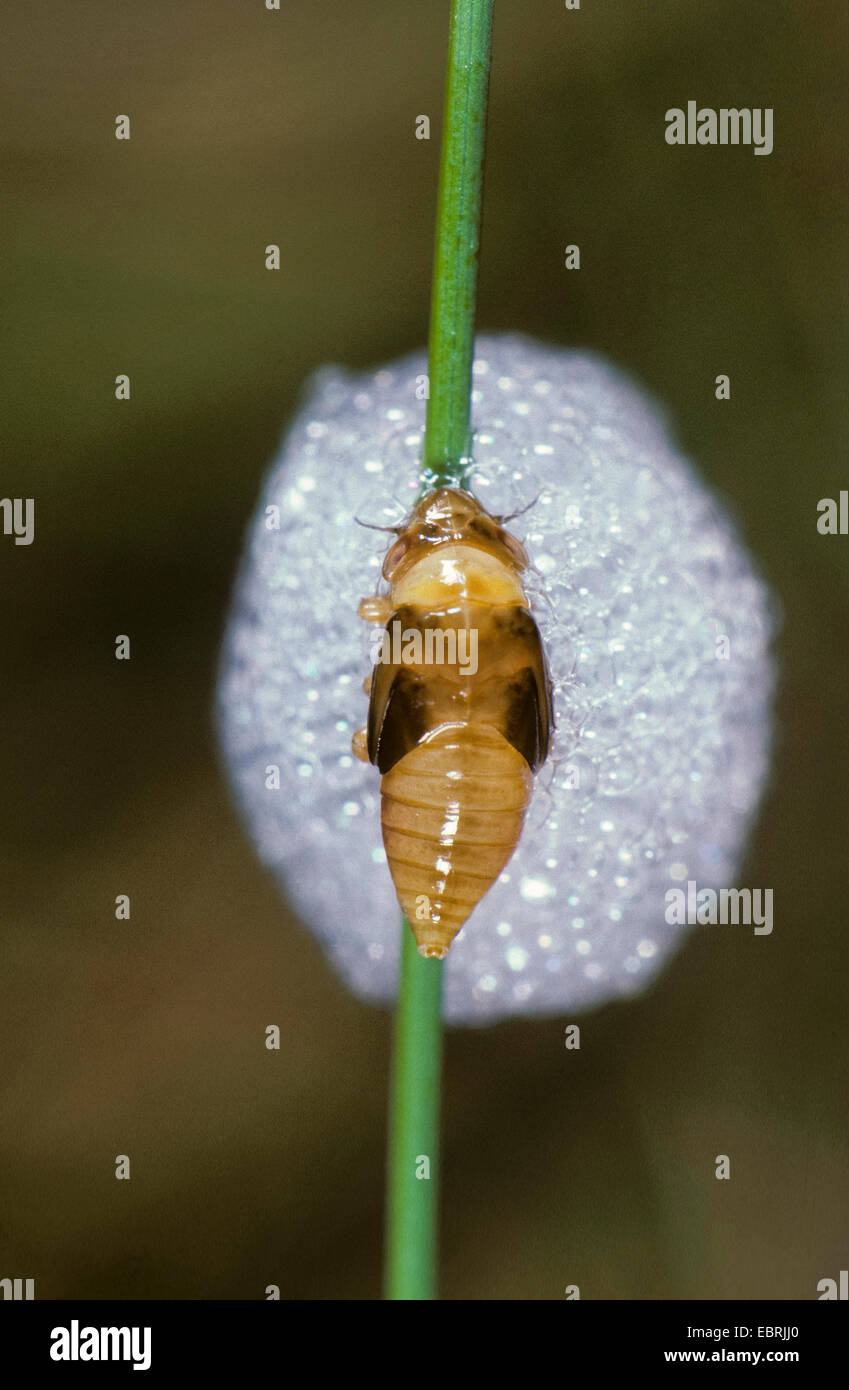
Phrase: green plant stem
[
  {"left": 384, "top": 0, "right": 494, "bottom": 1302},
  {"left": 385, "top": 925, "right": 444, "bottom": 1299},
  {"left": 424, "top": 0, "right": 495, "bottom": 485}
]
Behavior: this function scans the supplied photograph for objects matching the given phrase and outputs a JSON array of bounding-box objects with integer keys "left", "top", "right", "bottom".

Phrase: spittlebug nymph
[{"left": 353, "top": 486, "right": 554, "bottom": 959}]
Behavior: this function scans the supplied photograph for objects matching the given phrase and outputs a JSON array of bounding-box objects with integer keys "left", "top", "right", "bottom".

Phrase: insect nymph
[{"left": 353, "top": 487, "right": 554, "bottom": 959}]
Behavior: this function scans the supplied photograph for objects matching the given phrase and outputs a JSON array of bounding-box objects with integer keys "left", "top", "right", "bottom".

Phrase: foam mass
[{"left": 217, "top": 335, "right": 776, "bottom": 1024}]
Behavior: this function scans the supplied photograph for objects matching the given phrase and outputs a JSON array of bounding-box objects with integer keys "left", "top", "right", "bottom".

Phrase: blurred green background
[{"left": 2, "top": 0, "right": 847, "bottom": 1299}]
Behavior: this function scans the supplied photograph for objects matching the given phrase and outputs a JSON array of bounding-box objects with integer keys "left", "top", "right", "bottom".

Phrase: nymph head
[{"left": 381, "top": 488, "right": 528, "bottom": 582}]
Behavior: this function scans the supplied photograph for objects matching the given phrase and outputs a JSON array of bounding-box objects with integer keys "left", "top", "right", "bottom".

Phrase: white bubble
[{"left": 217, "top": 335, "right": 776, "bottom": 1025}]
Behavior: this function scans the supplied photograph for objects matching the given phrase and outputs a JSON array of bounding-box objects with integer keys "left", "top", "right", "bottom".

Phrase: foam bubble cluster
[{"left": 217, "top": 335, "right": 776, "bottom": 1024}]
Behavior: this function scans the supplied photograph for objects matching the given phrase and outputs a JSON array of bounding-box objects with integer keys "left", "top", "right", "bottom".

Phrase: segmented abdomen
[{"left": 380, "top": 722, "right": 533, "bottom": 958}]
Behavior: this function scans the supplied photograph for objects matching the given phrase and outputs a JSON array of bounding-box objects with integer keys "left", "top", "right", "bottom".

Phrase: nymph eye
[
  {"left": 500, "top": 530, "right": 527, "bottom": 567},
  {"left": 383, "top": 533, "right": 411, "bottom": 578}
]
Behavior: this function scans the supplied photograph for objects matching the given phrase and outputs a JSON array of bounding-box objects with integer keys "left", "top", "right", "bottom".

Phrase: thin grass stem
[{"left": 384, "top": 0, "right": 495, "bottom": 1301}]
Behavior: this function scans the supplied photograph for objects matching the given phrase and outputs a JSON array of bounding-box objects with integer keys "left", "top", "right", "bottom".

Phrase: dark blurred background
[{"left": 2, "top": 0, "right": 847, "bottom": 1299}]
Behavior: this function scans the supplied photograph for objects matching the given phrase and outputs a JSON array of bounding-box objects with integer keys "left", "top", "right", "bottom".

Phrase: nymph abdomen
[{"left": 380, "top": 722, "right": 533, "bottom": 958}]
